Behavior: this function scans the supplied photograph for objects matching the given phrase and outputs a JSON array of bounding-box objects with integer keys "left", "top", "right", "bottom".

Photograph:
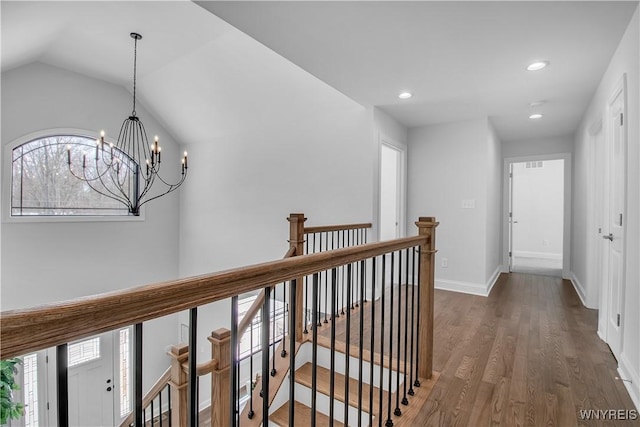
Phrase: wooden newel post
[
  {"left": 415, "top": 216, "right": 438, "bottom": 380},
  {"left": 168, "top": 344, "right": 189, "bottom": 427},
  {"left": 288, "top": 213, "right": 307, "bottom": 342},
  {"left": 209, "top": 328, "right": 231, "bottom": 427}
]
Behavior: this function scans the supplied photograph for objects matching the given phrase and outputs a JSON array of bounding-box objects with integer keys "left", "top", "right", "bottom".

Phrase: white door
[
  {"left": 508, "top": 163, "right": 515, "bottom": 272},
  {"left": 603, "top": 82, "right": 626, "bottom": 358},
  {"left": 380, "top": 144, "right": 401, "bottom": 240},
  {"left": 67, "top": 333, "right": 116, "bottom": 426}
]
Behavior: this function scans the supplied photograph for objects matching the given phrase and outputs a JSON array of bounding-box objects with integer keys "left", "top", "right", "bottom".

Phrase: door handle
[{"left": 603, "top": 233, "right": 613, "bottom": 241}]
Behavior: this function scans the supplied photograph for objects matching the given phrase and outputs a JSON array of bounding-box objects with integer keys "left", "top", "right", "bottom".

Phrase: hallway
[{"left": 417, "top": 273, "right": 637, "bottom": 426}]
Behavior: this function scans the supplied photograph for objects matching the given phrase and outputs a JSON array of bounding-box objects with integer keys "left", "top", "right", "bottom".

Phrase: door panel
[
  {"left": 604, "top": 82, "right": 626, "bottom": 358},
  {"left": 68, "top": 333, "right": 115, "bottom": 426}
]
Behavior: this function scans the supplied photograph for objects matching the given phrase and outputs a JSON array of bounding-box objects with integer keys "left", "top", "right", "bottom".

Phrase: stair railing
[
  {"left": 230, "top": 214, "right": 437, "bottom": 427},
  {"left": 0, "top": 213, "right": 437, "bottom": 427}
]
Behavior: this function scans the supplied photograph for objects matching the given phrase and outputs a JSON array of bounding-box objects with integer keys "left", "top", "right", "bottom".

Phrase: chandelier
[{"left": 67, "top": 32, "right": 187, "bottom": 216}]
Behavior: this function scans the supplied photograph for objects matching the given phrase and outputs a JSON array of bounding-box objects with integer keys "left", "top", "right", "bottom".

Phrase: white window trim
[{"left": 3, "top": 128, "right": 145, "bottom": 223}]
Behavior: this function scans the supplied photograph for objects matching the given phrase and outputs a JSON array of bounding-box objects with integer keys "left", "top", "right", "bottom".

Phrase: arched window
[{"left": 11, "top": 135, "right": 136, "bottom": 216}]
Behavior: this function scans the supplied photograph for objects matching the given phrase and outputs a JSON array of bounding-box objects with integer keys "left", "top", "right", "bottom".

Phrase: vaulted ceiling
[{"left": 2, "top": 1, "right": 638, "bottom": 144}]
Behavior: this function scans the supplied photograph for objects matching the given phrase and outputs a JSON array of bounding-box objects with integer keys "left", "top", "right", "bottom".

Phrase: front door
[{"left": 67, "top": 333, "right": 116, "bottom": 426}]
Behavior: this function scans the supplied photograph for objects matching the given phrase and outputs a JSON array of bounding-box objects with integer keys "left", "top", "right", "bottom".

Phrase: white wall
[
  {"left": 1, "top": 62, "right": 181, "bottom": 392},
  {"left": 572, "top": 6, "right": 640, "bottom": 408},
  {"left": 407, "top": 118, "right": 501, "bottom": 295},
  {"left": 512, "top": 160, "right": 564, "bottom": 258},
  {"left": 177, "top": 74, "right": 373, "bottom": 409},
  {"left": 502, "top": 134, "right": 573, "bottom": 158}
]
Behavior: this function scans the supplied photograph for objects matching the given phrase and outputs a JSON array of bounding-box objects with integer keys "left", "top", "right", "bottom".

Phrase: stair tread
[
  {"left": 295, "top": 362, "right": 385, "bottom": 413},
  {"left": 270, "top": 401, "right": 345, "bottom": 427}
]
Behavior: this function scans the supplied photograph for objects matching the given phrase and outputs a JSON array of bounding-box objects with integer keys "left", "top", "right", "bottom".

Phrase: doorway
[
  {"left": 34, "top": 330, "right": 129, "bottom": 427},
  {"left": 507, "top": 159, "right": 565, "bottom": 277},
  {"left": 379, "top": 142, "right": 404, "bottom": 240}
]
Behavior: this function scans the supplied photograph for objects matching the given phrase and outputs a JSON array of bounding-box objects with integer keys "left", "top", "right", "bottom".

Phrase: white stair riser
[{"left": 297, "top": 342, "right": 402, "bottom": 393}]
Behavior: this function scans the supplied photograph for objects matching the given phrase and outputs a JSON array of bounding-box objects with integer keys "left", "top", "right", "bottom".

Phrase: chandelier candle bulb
[
  {"left": 158, "top": 146, "right": 161, "bottom": 163},
  {"left": 67, "top": 145, "right": 71, "bottom": 165}
]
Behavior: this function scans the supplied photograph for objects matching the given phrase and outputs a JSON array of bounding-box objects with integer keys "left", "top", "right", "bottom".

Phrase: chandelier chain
[{"left": 132, "top": 35, "right": 138, "bottom": 116}]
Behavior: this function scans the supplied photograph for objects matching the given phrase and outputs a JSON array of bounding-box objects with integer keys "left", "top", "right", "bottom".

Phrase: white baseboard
[
  {"left": 436, "top": 279, "right": 488, "bottom": 296},
  {"left": 485, "top": 266, "right": 502, "bottom": 296},
  {"left": 618, "top": 353, "right": 640, "bottom": 411},
  {"left": 569, "top": 272, "right": 588, "bottom": 307},
  {"left": 513, "top": 251, "right": 562, "bottom": 260}
]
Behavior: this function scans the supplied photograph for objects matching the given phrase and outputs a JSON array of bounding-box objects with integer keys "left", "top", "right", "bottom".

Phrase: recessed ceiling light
[
  {"left": 398, "top": 92, "right": 412, "bottom": 99},
  {"left": 529, "top": 113, "right": 543, "bottom": 120},
  {"left": 527, "top": 61, "right": 549, "bottom": 71}
]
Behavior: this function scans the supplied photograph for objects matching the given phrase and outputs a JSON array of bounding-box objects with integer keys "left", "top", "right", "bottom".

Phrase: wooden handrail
[
  {"left": 181, "top": 358, "right": 218, "bottom": 376},
  {"left": 119, "top": 367, "right": 171, "bottom": 427},
  {"left": 304, "top": 222, "right": 372, "bottom": 234},
  {"left": 237, "top": 246, "right": 296, "bottom": 338},
  {"left": 0, "top": 235, "right": 428, "bottom": 358}
]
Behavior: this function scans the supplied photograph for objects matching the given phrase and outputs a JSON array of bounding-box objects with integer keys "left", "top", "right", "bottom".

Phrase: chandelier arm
[
  {"left": 135, "top": 173, "right": 157, "bottom": 207},
  {"left": 78, "top": 165, "right": 132, "bottom": 209},
  {"left": 152, "top": 170, "right": 188, "bottom": 187},
  {"left": 137, "top": 173, "right": 187, "bottom": 209},
  {"left": 93, "top": 157, "right": 133, "bottom": 203}
]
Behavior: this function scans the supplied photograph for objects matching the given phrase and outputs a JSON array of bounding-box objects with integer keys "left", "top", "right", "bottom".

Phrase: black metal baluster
[
  {"left": 151, "top": 398, "right": 155, "bottom": 426},
  {"left": 304, "top": 236, "right": 310, "bottom": 334},
  {"left": 188, "top": 309, "right": 198, "bottom": 427},
  {"left": 332, "top": 231, "right": 339, "bottom": 319},
  {"left": 358, "top": 259, "right": 365, "bottom": 427},
  {"left": 262, "top": 286, "right": 271, "bottom": 423},
  {"left": 311, "top": 273, "right": 319, "bottom": 427},
  {"left": 134, "top": 323, "right": 143, "bottom": 427},
  {"left": 271, "top": 286, "right": 277, "bottom": 376},
  {"left": 378, "top": 255, "right": 386, "bottom": 427},
  {"left": 248, "top": 320, "right": 255, "bottom": 419},
  {"left": 409, "top": 247, "right": 416, "bottom": 396},
  {"left": 329, "top": 268, "right": 338, "bottom": 426},
  {"left": 394, "top": 250, "right": 403, "bottom": 416},
  {"left": 387, "top": 252, "right": 394, "bottom": 426},
  {"left": 144, "top": 409, "right": 146, "bottom": 426},
  {"left": 281, "top": 281, "right": 288, "bottom": 358},
  {"left": 344, "top": 263, "right": 352, "bottom": 427},
  {"left": 341, "top": 230, "right": 346, "bottom": 315},
  {"left": 159, "top": 386, "right": 163, "bottom": 427},
  {"left": 289, "top": 278, "right": 297, "bottom": 426},
  {"left": 355, "top": 229, "right": 360, "bottom": 307},
  {"left": 351, "top": 230, "right": 355, "bottom": 310},
  {"left": 56, "top": 344, "right": 69, "bottom": 427},
  {"left": 363, "top": 228, "right": 368, "bottom": 302},
  {"left": 402, "top": 248, "right": 410, "bottom": 406},
  {"left": 414, "top": 248, "right": 422, "bottom": 388},
  {"left": 167, "top": 383, "right": 172, "bottom": 427},
  {"left": 230, "top": 296, "right": 239, "bottom": 426},
  {"left": 369, "top": 257, "right": 376, "bottom": 427},
  {"left": 324, "top": 232, "right": 329, "bottom": 324}
]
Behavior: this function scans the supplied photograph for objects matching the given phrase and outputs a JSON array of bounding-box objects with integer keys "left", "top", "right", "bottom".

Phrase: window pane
[
  {"left": 68, "top": 337, "right": 101, "bottom": 367},
  {"left": 11, "top": 135, "right": 135, "bottom": 216},
  {"left": 23, "top": 353, "right": 39, "bottom": 427},
  {"left": 119, "top": 328, "right": 131, "bottom": 418}
]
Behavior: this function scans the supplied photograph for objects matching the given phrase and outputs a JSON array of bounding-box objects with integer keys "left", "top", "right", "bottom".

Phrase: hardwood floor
[{"left": 416, "top": 272, "right": 638, "bottom": 426}]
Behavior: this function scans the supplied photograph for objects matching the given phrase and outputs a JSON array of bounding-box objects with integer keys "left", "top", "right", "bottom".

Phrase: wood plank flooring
[
  {"left": 205, "top": 272, "right": 638, "bottom": 426},
  {"left": 416, "top": 273, "right": 638, "bottom": 426}
]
